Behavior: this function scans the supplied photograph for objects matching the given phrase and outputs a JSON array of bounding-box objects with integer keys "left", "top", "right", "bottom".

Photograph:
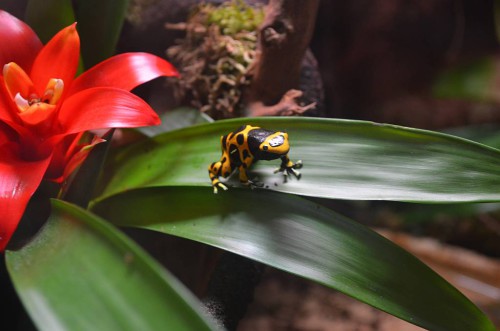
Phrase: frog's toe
[
  {"left": 284, "top": 166, "right": 301, "bottom": 180},
  {"left": 282, "top": 168, "right": 300, "bottom": 184},
  {"left": 242, "top": 177, "right": 263, "bottom": 189},
  {"left": 290, "top": 168, "right": 302, "bottom": 179},
  {"left": 248, "top": 179, "right": 264, "bottom": 189},
  {"left": 288, "top": 161, "right": 303, "bottom": 180},
  {"left": 293, "top": 160, "right": 303, "bottom": 169},
  {"left": 213, "top": 182, "right": 228, "bottom": 194}
]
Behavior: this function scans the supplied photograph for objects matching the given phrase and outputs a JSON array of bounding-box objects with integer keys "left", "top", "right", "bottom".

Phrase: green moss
[
  {"left": 166, "top": 0, "right": 264, "bottom": 119},
  {"left": 207, "top": 0, "right": 264, "bottom": 35}
]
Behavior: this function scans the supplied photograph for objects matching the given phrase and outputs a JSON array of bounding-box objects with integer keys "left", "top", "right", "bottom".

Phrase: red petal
[
  {"left": 0, "top": 115, "right": 40, "bottom": 149},
  {"left": 59, "top": 135, "right": 105, "bottom": 183},
  {"left": 0, "top": 80, "right": 19, "bottom": 123},
  {"left": 0, "top": 143, "right": 51, "bottom": 251},
  {"left": 0, "top": 11, "right": 42, "bottom": 71},
  {"left": 0, "top": 121, "right": 17, "bottom": 145},
  {"left": 3, "top": 62, "right": 36, "bottom": 99},
  {"left": 69, "top": 52, "right": 178, "bottom": 95},
  {"left": 58, "top": 87, "right": 160, "bottom": 134},
  {"left": 52, "top": 133, "right": 85, "bottom": 173},
  {"left": 30, "top": 23, "right": 80, "bottom": 95},
  {"left": 45, "top": 132, "right": 85, "bottom": 181}
]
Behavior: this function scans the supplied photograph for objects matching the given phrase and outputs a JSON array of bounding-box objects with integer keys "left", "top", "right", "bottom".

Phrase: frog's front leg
[
  {"left": 274, "top": 155, "right": 302, "bottom": 182},
  {"left": 238, "top": 163, "right": 264, "bottom": 188}
]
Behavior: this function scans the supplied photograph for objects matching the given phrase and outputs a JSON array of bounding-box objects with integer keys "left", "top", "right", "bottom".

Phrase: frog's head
[{"left": 259, "top": 131, "right": 290, "bottom": 156}]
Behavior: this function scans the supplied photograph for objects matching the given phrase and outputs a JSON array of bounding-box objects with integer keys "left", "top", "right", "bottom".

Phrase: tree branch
[{"left": 245, "top": 0, "right": 320, "bottom": 116}]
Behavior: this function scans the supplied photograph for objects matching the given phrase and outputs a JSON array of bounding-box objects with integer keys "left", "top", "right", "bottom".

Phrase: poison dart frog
[{"left": 208, "top": 125, "right": 303, "bottom": 193}]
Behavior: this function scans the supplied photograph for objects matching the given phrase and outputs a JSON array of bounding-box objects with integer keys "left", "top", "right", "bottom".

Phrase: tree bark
[{"left": 245, "top": 0, "right": 320, "bottom": 116}]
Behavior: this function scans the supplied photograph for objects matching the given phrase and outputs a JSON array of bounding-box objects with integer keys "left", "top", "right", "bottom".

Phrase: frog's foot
[
  {"left": 274, "top": 160, "right": 303, "bottom": 182},
  {"left": 212, "top": 182, "right": 228, "bottom": 194},
  {"left": 242, "top": 178, "right": 264, "bottom": 189},
  {"left": 249, "top": 179, "right": 265, "bottom": 189}
]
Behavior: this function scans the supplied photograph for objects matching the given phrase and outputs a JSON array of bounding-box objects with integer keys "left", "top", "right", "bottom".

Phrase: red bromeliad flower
[{"left": 0, "top": 11, "right": 178, "bottom": 251}]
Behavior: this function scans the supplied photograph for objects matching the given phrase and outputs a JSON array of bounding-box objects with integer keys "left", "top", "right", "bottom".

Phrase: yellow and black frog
[{"left": 208, "top": 124, "right": 303, "bottom": 193}]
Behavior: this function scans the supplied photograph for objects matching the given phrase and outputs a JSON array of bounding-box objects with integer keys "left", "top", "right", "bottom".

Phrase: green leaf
[
  {"left": 73, "top": 0, "right": 130, "bottom": 68},
  {"left": 25, "top": 0, "right": 75, "bottom": 43},
  {"left": 91, "top": 187, "right": 496, "bottom": 331},
  {"left": 95, "top": 117, "right": 500, "bottom": 203},
  {"left": 138, "top": 107, "right": 213, "bottom": 137},
  {"left": 6, "top": 200, "right": 219, "bottom": 331},
  {"left": 444, "top": 124, "right": 500, "bottom": 149}
]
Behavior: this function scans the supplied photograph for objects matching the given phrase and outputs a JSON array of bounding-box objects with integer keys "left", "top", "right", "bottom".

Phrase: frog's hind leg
[
  {"left": 275, "top": 155, "right": 302, "bottom": 182},
  {"left": 208, "top": 161, "right": 228, "bottom": 193}
]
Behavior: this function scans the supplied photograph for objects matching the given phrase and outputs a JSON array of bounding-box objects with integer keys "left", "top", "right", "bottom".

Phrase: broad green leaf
[
  {"left": 444, "top": 124, "right": 500, "bottom": 149},
  {"left": 138, "top": 107, "right": 213, "bottom": 137},
  {"left": 74, "top": 0, "right": 129, "bottom": 68},
  {"left": 95, "top": 117, "right": 500, "bottom": 203},
  {"left": 25, "top": 0, "right": 75, "bottom": 43},
  {"left": 6, "top": 200, "right": 218, "bottom": 331},
  {"left": 91, "top": 187, "right": 496, "bottom": 331}
]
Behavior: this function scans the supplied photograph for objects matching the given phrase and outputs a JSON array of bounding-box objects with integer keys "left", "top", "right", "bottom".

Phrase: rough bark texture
[{"left": 245, "top": 0, "right": 320, "bottom": 116}]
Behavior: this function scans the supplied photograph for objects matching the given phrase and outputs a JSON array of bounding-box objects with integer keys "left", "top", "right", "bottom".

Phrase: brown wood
[{"left": 245, "top": 0, "right": 320, "bottom": 116}]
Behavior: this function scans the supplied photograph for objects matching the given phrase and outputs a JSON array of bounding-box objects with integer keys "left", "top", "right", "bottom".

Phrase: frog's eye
[{"left": 269, "top": 135, "right": 285, "bottom": 147}]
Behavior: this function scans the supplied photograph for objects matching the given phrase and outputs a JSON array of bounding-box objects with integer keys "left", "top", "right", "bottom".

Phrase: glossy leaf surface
[
  {"left": 25, "top": 0, "right": 75, "bottom": 43},
  {"left": 92, "top": 187, "right": 495, "bottom": 331},
  {"left": 96, "top": 117, "right": 500, "bottom": 203},
  {"left": 138, "top": 107, "right": 213, "bottom": 137},
  {"left": 74, "top": 0, "right": 129, "bottom": 68},
  {"left": 6, "top": 200, "right": 218, "bottom": 331}
]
